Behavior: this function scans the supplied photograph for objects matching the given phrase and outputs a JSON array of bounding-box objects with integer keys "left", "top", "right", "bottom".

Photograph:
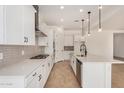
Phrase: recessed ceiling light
[
  {"left": 60, "top": 6, "right": 64, "bottom": 10},
  {"left": 60, "top": 18, "right": 64, "bottom": 22},
  {"left": 79, "top": 9, "right": 83, "bottom": 12}
]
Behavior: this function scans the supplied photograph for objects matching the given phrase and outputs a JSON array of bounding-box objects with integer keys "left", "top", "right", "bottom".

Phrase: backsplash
[{"left": 0, "top": 45, "right": 44, "bottom": 67}]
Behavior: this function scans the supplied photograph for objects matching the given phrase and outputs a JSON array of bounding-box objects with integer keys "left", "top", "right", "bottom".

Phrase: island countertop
[{"left": 74, "top": 54, "right": 123, "bottom": 63}]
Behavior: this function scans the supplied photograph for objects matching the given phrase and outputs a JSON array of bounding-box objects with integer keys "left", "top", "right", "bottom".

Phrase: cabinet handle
[
  {"left": 27, "top": 37, "right": 28, "bottom": 42},
  {"left": 38, "top": 74, "right": 42, "bottom": 81},
  {"left": 48, "top": 63, "right": 50, "bottom": 67},
  {"left": 32, "top": 72, "right": 37, "bottom": 76},
  {"left": 24, "top": 37, "right": 27, "bottom": 43}
]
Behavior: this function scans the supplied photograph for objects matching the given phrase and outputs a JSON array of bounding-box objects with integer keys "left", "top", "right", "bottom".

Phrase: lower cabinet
[
  {"left": 0, "top": 56, "right": 54, "bottom": 88},
  {"left": 26, "top": 65, "right": 43, "bottom": 88},
  {"left": 26, "top": 56, "right": 53, "bottom": 88},
  {"left": 71, "top": 56, "right": 76, "bottom": 75}
]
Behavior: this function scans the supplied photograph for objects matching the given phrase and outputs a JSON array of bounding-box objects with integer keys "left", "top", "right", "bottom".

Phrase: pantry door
[{"left": 54, "top": 29, "right": 64, "bottom": 63}]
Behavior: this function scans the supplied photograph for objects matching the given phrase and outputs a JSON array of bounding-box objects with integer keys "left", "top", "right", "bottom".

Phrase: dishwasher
[{"left": 76, "top": 59, "right": 82, "bottom": 86}]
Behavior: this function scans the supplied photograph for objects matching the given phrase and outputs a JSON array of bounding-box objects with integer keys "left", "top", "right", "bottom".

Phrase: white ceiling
[{"left": 39, "top": 5, "right": 124, "bottom": 31}]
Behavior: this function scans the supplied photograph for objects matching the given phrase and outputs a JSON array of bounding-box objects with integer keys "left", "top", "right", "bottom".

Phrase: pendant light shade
[
  {"left": 98, "top": 5, "right": 102, "bottom": 32},
  {"left": 81, "top": 19, "right": 84, "bottom": 36},
  {"left": 88, "top": 11, "right": 91, "bottom": 36}
]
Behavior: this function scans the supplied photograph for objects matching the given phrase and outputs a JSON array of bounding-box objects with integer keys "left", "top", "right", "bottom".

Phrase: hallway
[{"left": 45, "top": 61, "right": 81, "bottom": 88}]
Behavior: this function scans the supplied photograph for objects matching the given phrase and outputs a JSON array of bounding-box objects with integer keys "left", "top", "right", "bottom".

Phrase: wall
[
  {"left": 86, "top": 30, "right": 113, "bottom": 59},
  {"left": 114, "top": 33, "right": 124, "bottom": 58},
  {"left": 0, "top": 45, "right": 44, "bottom": 67}
]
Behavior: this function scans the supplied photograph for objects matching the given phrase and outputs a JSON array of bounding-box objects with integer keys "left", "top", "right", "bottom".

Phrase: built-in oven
[{"left": 76, "top": 59, "right": 82, "bottom": 86}]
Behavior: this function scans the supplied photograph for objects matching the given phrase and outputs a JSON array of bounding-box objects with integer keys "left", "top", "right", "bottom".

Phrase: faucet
[{"left": 80, "top": 41, "right": 87, "bottom": 57}]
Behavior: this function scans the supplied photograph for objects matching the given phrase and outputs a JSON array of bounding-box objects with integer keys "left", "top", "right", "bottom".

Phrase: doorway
[{"left": 112, "top": 33, "right": 124, "bottom": 88}]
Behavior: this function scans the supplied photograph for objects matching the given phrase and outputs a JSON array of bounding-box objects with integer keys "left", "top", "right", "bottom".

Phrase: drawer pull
[
  {"left": 38, "top": 74, "right": 42, "bottom": 81},
  {"left": 32, "top": 72, "right": 37, "bottom": 76},
  {"left": 48, "top": 63, "right": 50, "bottom": 67}
]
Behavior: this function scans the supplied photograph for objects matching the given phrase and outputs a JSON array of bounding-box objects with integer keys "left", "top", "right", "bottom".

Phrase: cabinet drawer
[
  {"left": 25, "top": 68, "right": 40, "bottom": 86},
  {"left": 0, "top": 76, "right": 25, "bottom": 88}
]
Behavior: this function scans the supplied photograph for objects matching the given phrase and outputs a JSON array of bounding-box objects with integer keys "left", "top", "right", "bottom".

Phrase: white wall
[
  {"left": 86, "top": 30, "right": 113, "bottom": 59},
  {"left": 114, "top": 33, "right": 124, "bottom": 58}
]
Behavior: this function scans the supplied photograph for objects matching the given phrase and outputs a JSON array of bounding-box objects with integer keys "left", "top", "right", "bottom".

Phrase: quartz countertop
[
  {"left": 0, "top": 57, "right": 49, "bottom": 78},
  {"left": 74, "top": 54, "right": 123, "bottom": 63}
]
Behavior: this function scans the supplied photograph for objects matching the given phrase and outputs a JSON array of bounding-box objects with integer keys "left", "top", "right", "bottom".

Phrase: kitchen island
[{"left": 71, "top": 54, "right": 113, "bottom": 88}]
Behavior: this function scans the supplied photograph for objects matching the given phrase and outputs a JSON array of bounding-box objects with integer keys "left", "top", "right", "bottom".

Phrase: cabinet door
[
  {"left": 41, "top": 64, "right": 47, "bottom": 87},
  {"left": 4, "top": 5, "right": 23, "bottom": 45},
  {"left": 27, "top": 76, "right": 39, "bottom": 88},
  {"left": 0, "top": 6, "right": 4, "bottom": 44},
  {"left": 23, "top": 6, "right": 35, "bottom": 45},
  {"left": 64, "top": 35, "right": 74, "bottom": 46},
  {"left": 55, "top": 30, "right": 64, "bottom": 62}
]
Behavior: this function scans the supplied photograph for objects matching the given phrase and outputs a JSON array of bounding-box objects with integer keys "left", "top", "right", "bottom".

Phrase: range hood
[{"left": 33, "top": 5, "right": 47, "bottom": 37}]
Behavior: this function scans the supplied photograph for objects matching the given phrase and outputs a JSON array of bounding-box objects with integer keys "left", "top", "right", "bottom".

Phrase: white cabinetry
[
  {"left": 0, "top": 6, "right": 4, "bottom": 44},
  {"left": 23, "top": 6, "right": 35, "bottom": 45},
  {"left": 54, "top": 28, "right": 64, "bottom": 63},
  {"left": 26, "top": 65, "right": 43, "bottom": 88},
  {"left": 74, "top": 35, "right": 85, "bottom": 42},
  {"left": 4, "top": 5, "right": 24, "bottom": 45},
  {"left": 64, "top": 35, "right": 74, "bottom": 46},
  {"left": 82, "top": 62, "right": 111, "bottom": 88},
  {"left": 0, "top": 5, "right": 35, "bottom": 45},
  {"left": 71, "top": 56, "right": 76, "bottom": 75},
  {"left": 0, "top": 56, "right": 54, "bottom": 88}
]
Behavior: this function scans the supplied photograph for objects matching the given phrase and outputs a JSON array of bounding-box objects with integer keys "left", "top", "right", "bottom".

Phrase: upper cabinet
[
  {"left": 64, "top": 35, "right": 74, "bottom": 46},
  {"left": 74, "top": 35, "right": 86, "bottom": 42},
  {"left": 0, "top": 6, "right": 4, "bottom": 44},
  {"left": 0, "top": 5, "right": 35, "bottom": 45},
  {"left": 4, "top": 5, "right": 24, "bottom": 45},
  {"left": 23, "top": 6, "right": 35, "bottom": 45}
]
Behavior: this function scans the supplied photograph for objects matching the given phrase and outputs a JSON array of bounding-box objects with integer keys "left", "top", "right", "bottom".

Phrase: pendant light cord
[
  {"left": 88, "top": 11, "right": 91, "bottom": 35},
  {"left": 81, "top": 19, "right": 84, "bottom": 36},
  {"left": 99, "top": 5, "right": 101, "bottom": 29}
]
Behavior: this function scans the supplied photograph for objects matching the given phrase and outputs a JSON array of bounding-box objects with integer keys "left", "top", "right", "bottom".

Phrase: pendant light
[
  {"left": 81, "top": 19, "right": 84, "bottom": 36},
  {"left": 98, "top": 5, "right": 102, "bottom": 32},
  {"left": 80, "top": 19, "right": 85, "bottom": 40},
  {"left": 88, "top": 11, "right": 91, "bottom": 36}
]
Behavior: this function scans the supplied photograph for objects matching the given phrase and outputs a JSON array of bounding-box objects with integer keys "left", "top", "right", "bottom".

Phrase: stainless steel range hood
[{"left": 33, "top": 5, "right": 47, "bottom": 37}]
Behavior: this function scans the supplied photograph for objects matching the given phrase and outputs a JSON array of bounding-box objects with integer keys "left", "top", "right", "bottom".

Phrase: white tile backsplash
[{"left": 0, "top": 45, "right": 44, "bottom": 67}]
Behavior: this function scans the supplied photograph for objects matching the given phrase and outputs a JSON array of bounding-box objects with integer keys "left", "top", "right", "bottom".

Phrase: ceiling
[{"left": 39, "top": 5, "right": 124, "bottom": 31}]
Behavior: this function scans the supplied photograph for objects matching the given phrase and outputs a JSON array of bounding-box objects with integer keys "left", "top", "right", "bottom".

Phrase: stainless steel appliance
[{"left": 76, "top": 59, "right": 82, "bottom": 86}]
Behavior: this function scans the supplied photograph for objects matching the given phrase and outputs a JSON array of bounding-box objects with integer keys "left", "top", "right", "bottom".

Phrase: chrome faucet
[{"left": 80, "top": 41, "right": 87, "bottom": 57}]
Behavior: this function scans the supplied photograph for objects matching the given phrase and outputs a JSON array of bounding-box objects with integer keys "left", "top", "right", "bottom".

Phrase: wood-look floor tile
[{"left": 45, "top": 61, "right": 81, "bottom": 88}]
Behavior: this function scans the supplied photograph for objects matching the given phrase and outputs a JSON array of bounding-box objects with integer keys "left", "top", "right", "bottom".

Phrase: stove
[{"left": 30, "top": 54, "right": 49, "bottom": 59}]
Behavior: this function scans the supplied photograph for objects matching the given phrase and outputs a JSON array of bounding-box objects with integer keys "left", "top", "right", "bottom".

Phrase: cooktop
[{"left": 30, "top": 54, "right": 49, "bottom": 59}]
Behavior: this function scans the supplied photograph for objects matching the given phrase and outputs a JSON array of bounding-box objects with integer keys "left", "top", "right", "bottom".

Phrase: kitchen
[{"left": 0, "top": 5, "right": 124, "bottom": 88}]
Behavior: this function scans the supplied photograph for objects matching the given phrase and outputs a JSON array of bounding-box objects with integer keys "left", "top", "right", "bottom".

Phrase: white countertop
[
  {"left": 0, "top": 58, "right": 48, "bottom": 78},
  {"left": 74, "top": 54, "right": 124, "bottom": 63}
]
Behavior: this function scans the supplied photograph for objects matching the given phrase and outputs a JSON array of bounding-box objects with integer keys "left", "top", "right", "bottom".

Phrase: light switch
[
  {"left": 21, "top": 50, "right": 25, "bottom": 56},
  {"left": 0, "top": 53, "right": 3, "bottom": 60}
]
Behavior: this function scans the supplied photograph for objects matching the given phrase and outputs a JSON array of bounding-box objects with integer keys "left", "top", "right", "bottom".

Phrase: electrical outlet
[
  {"left": 0, "top": 53, "right": 3, "bottom": 60},
  {"left": 21, "top": 50, "right": 25, "bottom": 56}
]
